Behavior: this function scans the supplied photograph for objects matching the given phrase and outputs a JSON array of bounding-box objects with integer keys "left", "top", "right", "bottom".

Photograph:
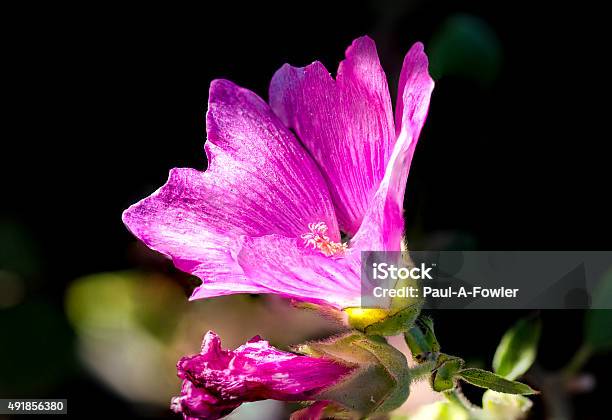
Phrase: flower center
[{"left": 300, "top": 222, "right": 347, "bottom": 257}]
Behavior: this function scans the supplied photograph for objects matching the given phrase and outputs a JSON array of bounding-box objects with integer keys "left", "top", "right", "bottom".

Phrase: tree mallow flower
[
  {"left": 170, "top": 331, "right": 353, "bottom": 420},
  {"left": 122, "top": 36, "right": 434, "bottom": 310}
]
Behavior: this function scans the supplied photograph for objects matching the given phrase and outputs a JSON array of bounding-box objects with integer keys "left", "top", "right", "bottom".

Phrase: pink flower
[
  {"left": 123, "top": 36, "right": 434, "bottom": 309},
  {"left": 170, "top": 331, "right": 353, "bottom": 420}
]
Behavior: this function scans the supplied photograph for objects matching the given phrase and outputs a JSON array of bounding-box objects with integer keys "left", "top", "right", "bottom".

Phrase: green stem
[
  {"left": 562, "top": 344, "right": 592, "bottom": 377},
  {"left": 408, "top": 360, "right": 436, "bottom": 381}
]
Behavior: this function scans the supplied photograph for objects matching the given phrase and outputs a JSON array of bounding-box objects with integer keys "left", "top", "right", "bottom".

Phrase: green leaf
[
  {"left": 585, "top": 268, "right": 612, "bottom": 352},
  {"left": 492, "top": 316, "right": 541, "bottom": 380},
  {"left": 457, "top": 368, "right": 538, "bottom": 395}
]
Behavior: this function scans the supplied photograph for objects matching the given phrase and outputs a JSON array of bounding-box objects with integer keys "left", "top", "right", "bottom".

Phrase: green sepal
[
  {"left": 354, "top": 338, "right": 411, "bottom": 414},
  {"left": 430, "top": 354, "right": 464, "bottom": 392},
  {"left": 457, "top": 368, "right": 538, "bottom": 395},
  {"left": 345, "top": 308, "right": 390, "bottom": 332},
  {"left": 290, "top": 402, "right": 353, "bottom": 420},
  {"left": 404, "top": 316, "right": 440, "bottom": 363},
  {"left": 492, "top": 316, "right": 541, "bottom": 380},
  {"left": 293, "top": 332, "right": 372, "bottom": 364},
  {"left": 345, "top": 261, "right": 423, "bottom": 336},
  {"left": 297, "top": 331, "right": 411, "bottom": 416},
  {"left": 362, "top": 304, "right": 420, "bottom": 336}
]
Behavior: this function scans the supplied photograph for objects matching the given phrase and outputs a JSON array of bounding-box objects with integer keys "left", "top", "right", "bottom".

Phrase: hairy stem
[{"left": 408, "top": 360, "right": 436, "bottom": 382}]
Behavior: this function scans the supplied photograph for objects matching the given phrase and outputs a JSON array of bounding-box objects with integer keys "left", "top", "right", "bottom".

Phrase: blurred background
[{"left": 2, "top": 0, "right": 611, "bottom": 418}]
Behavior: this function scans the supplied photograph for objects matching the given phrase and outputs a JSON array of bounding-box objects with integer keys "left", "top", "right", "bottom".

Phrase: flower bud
[{"left": 297, "top": 332, "right": 412, "bottom": 417}]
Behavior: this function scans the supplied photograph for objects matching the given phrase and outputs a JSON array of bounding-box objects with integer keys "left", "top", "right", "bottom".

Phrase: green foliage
[
  {"left": 457, "top": 369, "right": 538, "bottom": 395},
  {"left": 401, "top": 315, "right": 539, "bottom": 419},
  {"left": 65, "top": 270, "right": 183, "bottom": 340},
  {"left": 400, "top": 314, "right": 539, "bottom": 420},
  {"left": 492, "top": 316, "right": 541, "bottom": 380},
  {"left": 428, "top": 14, "right": 503, "bottom": 86},
  {"left": 585, "top": 268, "right": 612, "bottom": 352}
]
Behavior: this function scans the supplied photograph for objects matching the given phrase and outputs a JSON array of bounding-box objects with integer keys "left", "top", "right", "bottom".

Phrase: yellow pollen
[{"left": 300, "top": 222, "right": 347, "bottom": 257}]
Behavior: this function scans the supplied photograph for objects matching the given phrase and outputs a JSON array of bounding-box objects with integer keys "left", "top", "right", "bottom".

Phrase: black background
[{"left": 3, "top": 0, "right": 611, "bottom": 418}]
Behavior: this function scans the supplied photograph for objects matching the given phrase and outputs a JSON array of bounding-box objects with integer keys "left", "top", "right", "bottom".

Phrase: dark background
[{"left": 2, "top": 0, "right": 610, "bottom": 418}]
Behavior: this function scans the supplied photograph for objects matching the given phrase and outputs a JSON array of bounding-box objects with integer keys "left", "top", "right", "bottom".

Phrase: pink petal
[
  {"left": 269, "top": 36, "right": 396, "bottom": 236},
  {"left": 236, "top": 234, "right": 362, "bottom": 309},
  {"left": 122, "top": 80, "right": 338, "bottom": 298},
  {"left": 171, "top": 331, "right": 353, "bottom": 420},
  {"left": 351, "top": 43, "right": 435, "bottom": 252},
  {"left": 171, "top": 380, "right": 234, "bottom": 420},
  {"left": 395, "top": 43, "right": 435, "bottom": 140}
]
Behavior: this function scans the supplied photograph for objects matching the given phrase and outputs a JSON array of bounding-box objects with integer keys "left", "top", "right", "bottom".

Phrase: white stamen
[{"left": 300, "top": 222, "right": 347, "bottom": 257}]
